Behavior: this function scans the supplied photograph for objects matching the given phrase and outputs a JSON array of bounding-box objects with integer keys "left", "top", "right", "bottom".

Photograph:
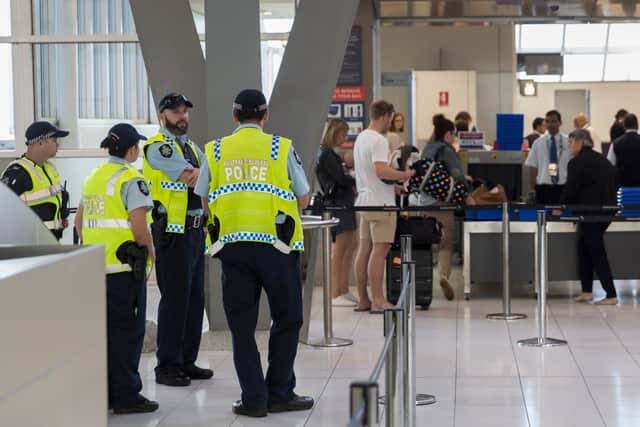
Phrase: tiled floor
[{"left": 110, "top": 275, "right": 640, "bottom": 427}]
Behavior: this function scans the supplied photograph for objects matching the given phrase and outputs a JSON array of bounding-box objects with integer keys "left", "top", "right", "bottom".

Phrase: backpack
[{"left": 408, "top": 144, "right": 468, "bottom": 205}]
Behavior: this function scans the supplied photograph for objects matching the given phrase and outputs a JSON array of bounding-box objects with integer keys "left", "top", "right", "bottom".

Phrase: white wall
[
  {"left": 515, "top": 81, "right": 640, "bottom": 142},
  {"left": 380, "top": 23, "right": 515, "bottom": 144}
]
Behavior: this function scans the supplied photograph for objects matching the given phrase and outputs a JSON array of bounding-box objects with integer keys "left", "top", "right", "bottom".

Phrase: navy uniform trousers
[
  {"left": 218, "top": 242, "right": 303, "bottom": 411},
  {"left": 107, "top": 271, "right": 146, "bottom": 406},
  {"left": 154, "top": 226, "right": 206, "bottom": 374}
]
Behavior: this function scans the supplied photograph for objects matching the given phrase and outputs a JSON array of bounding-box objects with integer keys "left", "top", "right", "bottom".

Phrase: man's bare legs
[
  {"left": 369, "top": 242, "right": 393, "bottom": 311},
  {"left": 354, "top": 238, "right": 372, "bottom": 310}
]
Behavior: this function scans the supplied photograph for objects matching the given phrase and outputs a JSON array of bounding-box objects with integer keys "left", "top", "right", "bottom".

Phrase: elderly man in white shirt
[{"left": 525, "top": 110, "right": 572, "bottom": 204}]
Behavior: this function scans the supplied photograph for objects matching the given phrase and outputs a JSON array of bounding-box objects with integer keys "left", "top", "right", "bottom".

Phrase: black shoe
[
  {"left": 232, "top": 400, "right": 267, "bottom": 418},
  {"left": 268, "top": 394, "right": 314, "bottom": 413},
  {"left": 182, "top": 364, "right": 213, "bottom": 380},
  {"left": 155, "top": 371, "right": 191, "bottom": 387},
  {"left": 113, "top": 395, "right": 159, "bottom": 414}
]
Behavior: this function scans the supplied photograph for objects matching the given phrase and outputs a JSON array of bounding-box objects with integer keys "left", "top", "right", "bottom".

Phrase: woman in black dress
[{"left": 315, "top": 119, "right": 358, "bottom": 306}]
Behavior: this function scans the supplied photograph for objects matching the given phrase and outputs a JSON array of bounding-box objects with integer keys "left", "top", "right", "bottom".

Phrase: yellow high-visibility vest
[
  {"left": 204, "top": 127, "right": 304, "bottom": 255},
  {"left": 142, "top": 133, "right": 201, "bottom": 234},
  {"left": 81, "top": 162, "right": 140, "bottom": 274},
  {"left": 4, "top": 157, "right": 63, "bottom": 230}
]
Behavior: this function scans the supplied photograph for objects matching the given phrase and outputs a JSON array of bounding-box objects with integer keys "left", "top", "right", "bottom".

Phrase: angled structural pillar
[
  {"left": 266, "top": 0, "right": 360, "bottom": 172},
  {"left": 206, "top": 0, "right": 262, "bottom": 137},
  {"left": 129, "top": 0, "right": 208, "bottom": 145}
]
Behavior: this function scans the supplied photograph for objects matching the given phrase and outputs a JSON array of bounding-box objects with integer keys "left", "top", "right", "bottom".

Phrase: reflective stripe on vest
[
  {"left": 207, "top": 182, "right": 295, "bottom": 204},
  {"left": 83, "top": 218, "right": 131, "bottom": 229},
  {"left": 19, "top": 183, "right": 62, "bottom": 203},
  {"left": 106, "top": 263, "right": 132, "bottom": 274},
  {"left": 43, "top": 219, "right": 63, "bottom": 230}
]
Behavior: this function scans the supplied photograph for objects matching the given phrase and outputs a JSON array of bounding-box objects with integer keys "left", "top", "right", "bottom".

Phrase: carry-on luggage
[
  {"left": 386, "top": 248, "right": 433, "bottom": 310},
  {"left": 385, "top": 216, "right": 440, "bottom": 310}
]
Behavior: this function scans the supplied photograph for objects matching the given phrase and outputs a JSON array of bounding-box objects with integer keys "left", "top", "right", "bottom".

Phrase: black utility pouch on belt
[
  {"left": 116, "top": 241, "right": 149, "bottom": 281},
  {"left": 151, "top": 201, "right": 173, "bottom": 247},
  {"left": 60, "top": 181, "right": 70, "bottom": 219}
]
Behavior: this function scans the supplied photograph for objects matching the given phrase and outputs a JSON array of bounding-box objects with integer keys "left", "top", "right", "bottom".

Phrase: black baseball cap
[
  {"left": 25, "top": 121, "right": 69, "bottom": 145},
  {"left": 158, "top": 92, "right": 193, "bottom": 112},
  {"left": 107, "top": 123, "right": 147, "bottom": 149},
  {"left": 233, "top": 89, "right": 268, "bottom": 113}
]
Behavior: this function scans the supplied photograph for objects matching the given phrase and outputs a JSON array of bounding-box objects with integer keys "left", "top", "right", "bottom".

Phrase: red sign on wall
[
  {"left": 333, "top": 86, "right": 366, "bottom": 102},
  {"left": 439, "top": 91, "right": 449, "bottom": 107}
]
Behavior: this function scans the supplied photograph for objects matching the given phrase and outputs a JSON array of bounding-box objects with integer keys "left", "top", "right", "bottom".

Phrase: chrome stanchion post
[
  {"left": 384, "top": 309, "right": 404, "bottom": 427},
  {"left": 350, "top": 381, "right": 379, "bottom": 427},
  {"left": 307, "top": 212, "right": 353, "bottom": 348},
  {"left": 518, "top": 210, "right": 567, "bottom": 348},
  {"left": 487, "top": 202, "right": 526, "bottom": 321},
  {"left": 400, "top": 236, "right": 436, "bottom": 423}
]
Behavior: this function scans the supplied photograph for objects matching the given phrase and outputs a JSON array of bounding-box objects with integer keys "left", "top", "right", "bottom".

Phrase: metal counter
[{"left": 463, "top": 220, "right": 640, "bottom": 299}]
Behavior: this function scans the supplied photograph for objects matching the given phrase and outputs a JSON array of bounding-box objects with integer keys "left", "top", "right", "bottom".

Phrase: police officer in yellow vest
[
  {"left": 75, "top": 123, "right": 158, "bottom": 414},
  {"left": 1, "top": 121, "right": 71, "bottom": 240},
  {"left": 194, "top": 89, "right": 312, "bottom": 418},
  {"left": 142, "top": 93, "right": 212, "bottom": 387}
]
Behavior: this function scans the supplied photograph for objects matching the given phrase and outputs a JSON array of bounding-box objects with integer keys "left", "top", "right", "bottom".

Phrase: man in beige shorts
[{"left": 353, "top": 100, "right": 413, "bottom": 313}]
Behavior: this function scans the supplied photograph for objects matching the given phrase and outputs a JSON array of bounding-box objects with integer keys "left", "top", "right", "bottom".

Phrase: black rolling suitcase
[{"left": 386, "top": 216, "right": 440, "bottom": 310}]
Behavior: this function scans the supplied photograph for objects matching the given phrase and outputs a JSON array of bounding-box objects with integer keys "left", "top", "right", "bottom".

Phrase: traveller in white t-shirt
[{"left": 353, "top": 100, "right": 413, "bottom": 313}]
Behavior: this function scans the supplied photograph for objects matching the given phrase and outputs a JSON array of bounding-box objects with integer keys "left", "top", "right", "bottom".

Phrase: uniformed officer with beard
[{"left": 142, "top": 93, "right": 212, "bottom": 387}]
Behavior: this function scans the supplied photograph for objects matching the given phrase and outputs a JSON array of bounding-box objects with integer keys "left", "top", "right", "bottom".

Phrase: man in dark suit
[
  {"left": 561, "top": 129, "right": 618, "bottom": 305},
  {"left": 607, "top": 113, "right": 640, "bottom": 187},
  {"left": 525, "top": 117, "right": 545, "bottom": 149},
  {"left": 609, "top": 109, "right": 628, "bottom": 142}
]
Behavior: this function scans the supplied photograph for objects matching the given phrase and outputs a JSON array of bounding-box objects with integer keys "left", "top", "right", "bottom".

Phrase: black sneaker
[
  {"left": 268, "top": 394, "right": 314, "bottom": 413},
  {"left": 155, "top": 371, "right": 191, "bottom": 387},
  {"left": 182, "top": 364, "right": 213, "bottom": 380},
  {"left": 113, "top": 395, "right": 159, "bottom": 414},
  {"left": 232, "top": 400, "right": 267, "bottom": 418}
]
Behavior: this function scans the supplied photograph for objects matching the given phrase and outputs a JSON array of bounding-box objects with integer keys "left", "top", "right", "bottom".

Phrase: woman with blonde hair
[{"left": 315, "top": 119, "right": 358, "bottom": 306}]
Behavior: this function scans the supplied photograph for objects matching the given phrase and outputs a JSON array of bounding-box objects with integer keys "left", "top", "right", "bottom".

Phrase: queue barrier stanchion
[
  {"left": 305, "top": 212, "right": 353, "bottom": 348},
  {"left": 384, "top": 308, "right": 404, "bottom": 427},
  {"left": 349, "top": 382, "right": 379, "bottom": 427},
  {"left": 401, "top": 235, "right": 436, "bottom": 419},
  {"left": 518, "top": 210, "right": 567, "bottom": 348},
  {"left": 487, "top": 202, "right": 527, "bottom": 321}
]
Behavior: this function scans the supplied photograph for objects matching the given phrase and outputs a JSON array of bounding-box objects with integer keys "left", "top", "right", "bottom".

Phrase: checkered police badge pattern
[
  {"left": 208, "top": 182, "right": 295, "bottom": 203},
  {"left": 166, "top": 223, "right": 185, "bottom": 233},
  {"left": 213, "top": 138, "right": 221, "bottom": 161},
  {"left": 291, "top": 241, "right": 304, "bottom": 250},
  {"left": 270, "top": 135, "right": 280, "bottom": 160},
  {"left": 221, "top": 232, "right": 277, "bottom": 244},
  {"left": 160, "top": 181, "right": 188, "bottom": 192}
]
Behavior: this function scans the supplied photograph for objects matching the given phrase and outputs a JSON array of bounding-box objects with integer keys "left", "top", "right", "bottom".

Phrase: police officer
[
  {"left": 75, "top": 123, "right": 158, "bottom": 414},
  {"left": 142, "top": 93, "right": 212, "bottom": 386},
  {"left": 194, "top": 89, "right": 312, "bottom": 417},
  {"left": 1, "top": 121, "right": 71, "bottom": 240}
]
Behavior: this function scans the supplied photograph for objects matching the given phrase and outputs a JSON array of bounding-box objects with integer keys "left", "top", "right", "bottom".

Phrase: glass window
[
  {"left": 77, "top": 0, "right": 136, "bottom": 34},
  {"left": 607, "top": 23, "right": 640, "bottom": 52},
  {"left": 78, "top": 43, "right": 151, "bottom": 121},
  {"left": 261, "top": 40, "right": 287, "bottom": 100},
  {"left": 604, "top": 53, "right": 640, "bottom": 81},
  {"left": 563, "top": 24, "right": 608, "bottom": 50},
  {"left": 561, "top": 54, "right": 604, "bottom": 82},
  {"left": 0, "top": 43, "right": 14, "bottom": 150},
  {"left": 0, "top": 0, "right": 10, "bottom": 36},
  {"left": 260, "top": 0, "right": 295, "bottom": 33},
  {"left": 519, "top": 24, "right": 564, "bottom": 51},
  {"left": 33, "top": 0, "right": 71, "bottom": 35}
]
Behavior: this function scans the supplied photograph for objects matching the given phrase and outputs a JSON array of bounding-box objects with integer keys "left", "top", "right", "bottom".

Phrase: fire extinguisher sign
[{"left": 438, "top": 91, "right": 449, "bottom": 107}]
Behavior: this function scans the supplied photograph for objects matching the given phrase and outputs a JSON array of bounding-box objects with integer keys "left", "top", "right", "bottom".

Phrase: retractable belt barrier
[{"left": 347, "top": 235, "right": 435, "bottom": 427}]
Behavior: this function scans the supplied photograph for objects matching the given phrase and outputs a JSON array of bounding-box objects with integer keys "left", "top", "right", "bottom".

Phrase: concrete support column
[{"left": 205, "top": 0, "right": 262, "bottom": 137}]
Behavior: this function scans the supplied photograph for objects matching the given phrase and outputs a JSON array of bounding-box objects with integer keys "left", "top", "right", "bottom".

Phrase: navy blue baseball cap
[
  {"left": 107, "top": 123, "right": 147, "bottom": 149},
  {"left": 233, "top": 89, "right": 268, "bottom": 113},
  {"left": 25, "top": 121, "right": 69, "bottom": 145},
  {"left": 158, "top": 92, "right": 193, "bottom": 112}
]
